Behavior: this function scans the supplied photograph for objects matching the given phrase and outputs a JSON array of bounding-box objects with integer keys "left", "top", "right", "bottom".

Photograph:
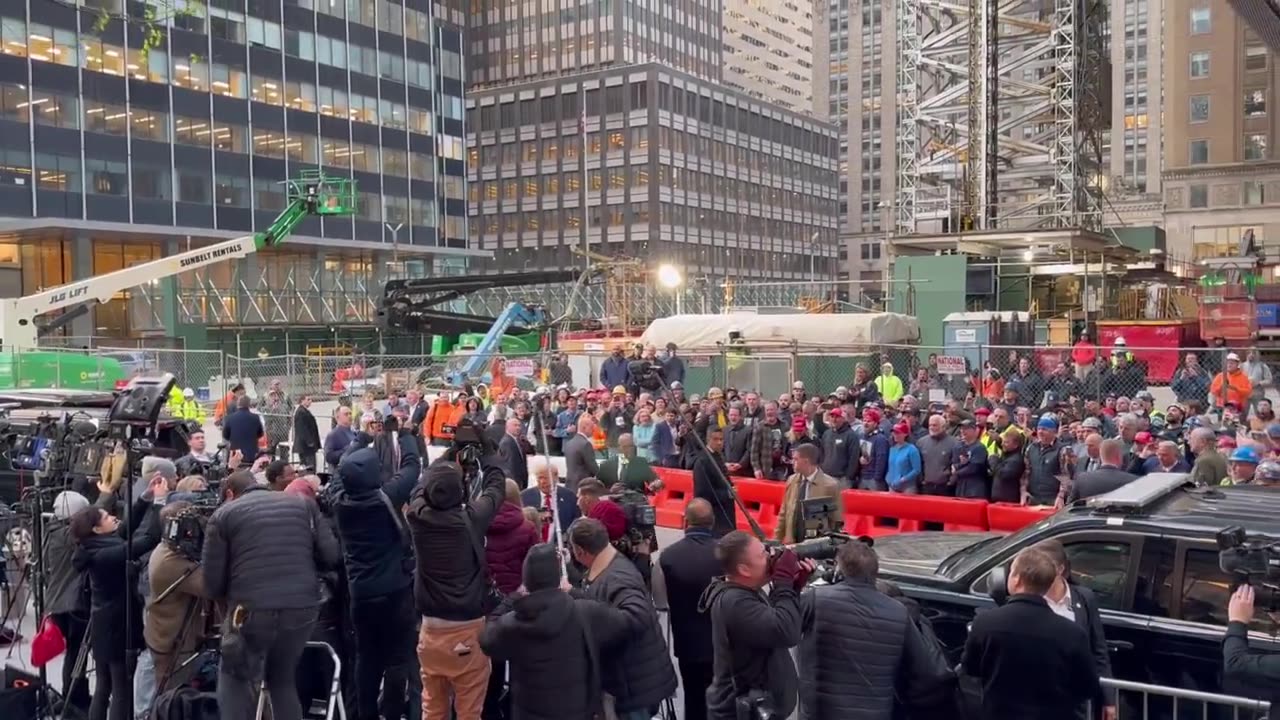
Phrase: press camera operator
[
  {"left": 44, "top": 491, "right": 92, "bottom": 716},
  {"left": 1223, "top": 584, "right": 1280, "bottom": 707},
  {"left": 405, "top": 435, "right": 506, "bottom": 720},
  {"left": 202, "top": 470, "right": 341, "bottom": 720},
  {"left": 71, "top": 473, "right": 169, "bottom": 720},
  {"left": 137, "top": 500, "right": 212, "bottom": 716},
  {"left": 332, "top": 427, "right": 422, "bottom": 720},
  {"left": 704, "top": 530, "right": 814, "bottom": 720}
]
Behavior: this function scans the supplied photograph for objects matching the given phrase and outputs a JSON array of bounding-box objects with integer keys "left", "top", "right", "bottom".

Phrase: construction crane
[
  {"left": 570, "top": 247, "right": 651, "bottom": 334},
  {"left": 1, "top": 170, "right": 356, "bottom": 351}
]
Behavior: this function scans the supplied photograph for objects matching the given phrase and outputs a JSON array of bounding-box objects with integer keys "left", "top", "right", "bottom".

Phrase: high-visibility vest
[
  {"left": 426, "top": 399, "right": 454, "bottom": 441},
  {"left": 592, "top": 426, "right": 607, "bottom": 452}
]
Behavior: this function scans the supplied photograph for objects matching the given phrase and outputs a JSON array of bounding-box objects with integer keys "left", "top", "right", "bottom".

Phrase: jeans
[
  {"left": 218, "top": 606, "right": 318, "bottom": 720},
  {"left": 351, "top": 588, "right": 417, "bottom": 720},
  {"left": 89, "top": 659, "right": 130, "bottom": 720},
  {"left": 133, "top": 650, "right": 157, "bottom": 719},
  {"left": 417, "top": 618, "right": 490, "bottom": 720}
]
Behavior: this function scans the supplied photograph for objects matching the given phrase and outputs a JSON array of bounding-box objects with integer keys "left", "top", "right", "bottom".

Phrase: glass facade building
[
  {"left": 466, "top": 64, "right": 840, "bottom": 279},
  {"left": 0, "top": 0, "right": 474, "bottom": 345}
]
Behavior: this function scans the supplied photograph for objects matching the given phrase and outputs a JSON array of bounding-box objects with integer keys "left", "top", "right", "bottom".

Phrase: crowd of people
[{"left": 39, "top": 336, "right": 1279, "bottom": 720}]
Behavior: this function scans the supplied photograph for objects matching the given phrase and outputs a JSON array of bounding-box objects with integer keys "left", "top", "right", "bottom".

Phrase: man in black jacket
[
  {"left": 222, "top": 395, "right": 263, "bottom": 460},
  {"left": 499, "top": 417, "right": 529, "bottom": 488},
  {"left": 406, "top": 456, "right": 506, "bottom": 720},
  {"left": 798, "top": 541, "right": 954, "bottom": 720},
  {"left": 693, "top": 428, "right": 737, "bottom": 536},
  {"left": 203, "top": 470, "right": 341, "bottom": 720},
  {"left": 722, "top": 407, "right": 753, "bottom": 476},
  {"left": 962, "top": 547, "right": 1102, "bottom": 720},
  {"left": 293, "top": 395, "right": 321, "bottom": 467},
  {"left": 819, "top": 409, "right": 859, "bottom": 487},
  {"left": 657, "top": 500, "right": 721, "bottom": 720},
  {"left": 334, "top": 430, "right": 422, "bottom": 720},
  {"left": 1065, "top": 438, "right": 1136, "bottom": 503},
  {"left": 703, "top": 531, "right": 813, "bottom": 720},
  {"left": 568, "top": 518, "right": 678, "bottom": 720},
  {"left": 479, "top": 544, "right": 630, "bottom": 720}
]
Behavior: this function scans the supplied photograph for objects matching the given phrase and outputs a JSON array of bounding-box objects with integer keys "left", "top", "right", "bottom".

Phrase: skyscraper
[
  {"left": 0, "top": 0, "right": 473, "bottom": 351},
  {"left": 722, "top": 0, "right": 818, "bottom": 115}
]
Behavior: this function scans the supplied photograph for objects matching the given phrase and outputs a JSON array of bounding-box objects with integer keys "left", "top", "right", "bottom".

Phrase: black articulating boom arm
[{"left": 378, "top": 269, "right": 587, "bottom": 335}]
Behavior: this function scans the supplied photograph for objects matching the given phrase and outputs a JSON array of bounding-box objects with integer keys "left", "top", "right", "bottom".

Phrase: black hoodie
[
  {"left": 334, "top": 440, "right": 421, "bottom": 603},
  {"left": 479, "top": 589, "right": 630, "bottom": 720},
  {"left": 405, "top": 457, "right": 506, "bottom": 620},
  {"left": 700, "top": 578, "right": 802, "bottom": 720}
]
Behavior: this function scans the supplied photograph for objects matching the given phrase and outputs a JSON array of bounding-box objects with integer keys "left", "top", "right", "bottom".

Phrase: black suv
[{"left": 871, "top": 473, "right": 1280, "bottom": 700}]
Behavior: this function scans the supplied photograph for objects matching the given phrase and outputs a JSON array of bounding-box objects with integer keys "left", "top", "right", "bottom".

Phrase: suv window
[
  {"left": 1065, "top": 541, "right": 1131, "bottom": 611},
  {"left": 1181, "top": 549, "right": 1277, "bottom": 633}
]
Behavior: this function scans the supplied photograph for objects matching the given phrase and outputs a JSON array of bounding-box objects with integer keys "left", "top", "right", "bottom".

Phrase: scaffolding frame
[{"left": 895, "top": 0, "right": 1107, "bottom": 234}]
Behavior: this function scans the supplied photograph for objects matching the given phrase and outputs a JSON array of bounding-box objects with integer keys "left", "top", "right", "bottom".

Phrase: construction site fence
[
  {"left": 1088, "top": 677, "right": 1269, "bottom": 719},
  {"left": 19, "top": 342, "right": 1270, "bottom": 413}
]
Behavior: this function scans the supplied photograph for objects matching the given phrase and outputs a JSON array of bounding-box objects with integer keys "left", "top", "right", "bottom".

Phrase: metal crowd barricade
[{"left": 1091, "top": 677, "right": 1270, "bottom": 720}]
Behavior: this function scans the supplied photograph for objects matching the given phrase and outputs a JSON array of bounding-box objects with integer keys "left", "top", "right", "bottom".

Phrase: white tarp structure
[{"left": 640, "top": 313, "right": 920, "bottom": 350}]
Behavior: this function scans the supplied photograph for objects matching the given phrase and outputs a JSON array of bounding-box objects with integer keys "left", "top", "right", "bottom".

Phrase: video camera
[
  {"left": 1218, "top": 526, "right": 1280, "bottom": 611},
  {"left": 605, "top": 489, "right": 658, "bottom": 557},
  {"left": 627, "top": 360, "right": 665, "bottom": 392},
  {"left": 162, "top": 504, "right": 210, "bottom": 562}
]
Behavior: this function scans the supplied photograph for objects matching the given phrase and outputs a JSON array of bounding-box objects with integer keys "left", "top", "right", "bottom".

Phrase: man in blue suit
[{"left": 519, "top": 459, "right": 580, "bottom": 543}]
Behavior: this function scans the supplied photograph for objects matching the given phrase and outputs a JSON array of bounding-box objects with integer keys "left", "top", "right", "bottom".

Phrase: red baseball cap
[
  {"left": 891, "top": 422, "right": 911, "bottom": 436},
  {"left": 864, "top": 408, "right": 882, "bottom": 424}
]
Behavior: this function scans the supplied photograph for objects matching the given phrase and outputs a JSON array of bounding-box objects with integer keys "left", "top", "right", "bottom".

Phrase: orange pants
[{"left": 417, "top": 618, "right": 490, "bottom": 720}]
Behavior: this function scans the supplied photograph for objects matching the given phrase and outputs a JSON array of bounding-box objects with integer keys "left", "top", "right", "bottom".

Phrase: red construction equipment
[
  {"left": 842, "top": 491, "right": 989, "bottom": 537},
  {"left": 730, "top": 480, "right": 786, "bottom": 538},
  {"left": 650, "top": 468, "right": 694, "bottom": 528},
  {"left": 986, "top": 502, "right": 1054, "bottom": 533}
]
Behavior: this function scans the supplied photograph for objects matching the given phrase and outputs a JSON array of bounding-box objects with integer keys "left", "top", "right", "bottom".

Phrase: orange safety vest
[
  {"left": 591, "top": 426, "right": 607, "bottom": 452},
  {"left": 447, "top": 404, "right": 467, "bottom": 434},
  {"left": 425, "top": 399, "right": 454, "bottom": 441}
]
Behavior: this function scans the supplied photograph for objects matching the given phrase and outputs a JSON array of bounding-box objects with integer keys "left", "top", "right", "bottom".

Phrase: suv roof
[{"left": 1057, "top": 473, "right": 1280, "bottom": 538}]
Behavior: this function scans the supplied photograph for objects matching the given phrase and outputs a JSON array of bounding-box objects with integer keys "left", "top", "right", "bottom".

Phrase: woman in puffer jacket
[{"left": 484, "top": 479, "right": 540, "bottom": 719}]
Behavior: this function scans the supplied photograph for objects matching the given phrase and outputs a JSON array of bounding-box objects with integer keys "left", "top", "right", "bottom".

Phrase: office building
[
  {"left": 1163, "top": 0, "right": 1280, "bottom": 262},
  {"left": 466, "top": 64, "right": 840, "bottom": 281},
  {"left": 722, "top": 0, "right": 818, "bottom": 115},
  {"left": 466, "top": 0, "right": 723, "bottom": 88},
  {"left": 0, "top": 0, "right": 474, "bottom": 351}
]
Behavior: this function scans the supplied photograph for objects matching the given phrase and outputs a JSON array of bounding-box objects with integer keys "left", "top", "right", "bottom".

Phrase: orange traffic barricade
[
  {"left": 841, "top": 490, "right": 989, "bottom": 537},
  {"left": 732, "top": 479, "right": 785, "bottom": 538},
  {"left": 986, "top": 502, "right": 1054, "bottom": 533},
  {"left": 650, "top": 468, "right": 694, "bottom": 528}
]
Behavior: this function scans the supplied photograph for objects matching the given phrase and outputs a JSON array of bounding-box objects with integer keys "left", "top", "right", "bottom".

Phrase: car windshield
[{"left": 938, "top": 515, "right": 1056, "bottom": 579}]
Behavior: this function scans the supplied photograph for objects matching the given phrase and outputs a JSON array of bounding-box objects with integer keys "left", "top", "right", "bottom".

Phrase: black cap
[
  {"left": 958, "top": 419, "right": 977, "bottom": 429},
  {"left": 523, "top": 543, "right": 561, "bottom": 593}
]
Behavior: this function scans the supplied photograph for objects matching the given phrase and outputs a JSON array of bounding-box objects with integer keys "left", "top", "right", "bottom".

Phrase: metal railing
[{"left": 1091, "top": 677, "right": 1270, "bottom": 720}]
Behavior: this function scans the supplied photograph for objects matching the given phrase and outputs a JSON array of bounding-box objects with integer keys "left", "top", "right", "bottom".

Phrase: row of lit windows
[{"left": 475, "top": 202, "right": 831, "bottom": 245}]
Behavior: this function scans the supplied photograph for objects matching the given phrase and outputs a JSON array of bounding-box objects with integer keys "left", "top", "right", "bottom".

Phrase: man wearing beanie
[
  {"left": 406, "top": 456, "right": 506, "bottom": 720},
  {"left": 45, "top": 491, "right": 91, "bottom": 715},
  {"left": 479, "top": 544, "right": 629, "bottom": 720}
]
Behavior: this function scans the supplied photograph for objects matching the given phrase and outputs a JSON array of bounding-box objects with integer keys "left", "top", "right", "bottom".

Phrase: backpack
[{"left": 151, "top": 686, "right": 220, "bottom": 720}]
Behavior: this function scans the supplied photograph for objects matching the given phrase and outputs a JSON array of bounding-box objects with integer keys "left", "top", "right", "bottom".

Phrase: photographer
[
  {"left": 202, "top": 470, "right": 341, "bottom": 720},
  {"left": 704, "top": 531, "right": 814, "bottom": 720},
  {"left": 406, "top": 449, "right": 506, "bottom": 720},
  {"left": 1223, "top": 584, "right": 1280, "bottom": 707},
  {"left": 332, "top": 426, "right": 422, "bottom": 720},
  {"left": 45, "top": 491, "right": 92, "bottom": 716},
  {"left": 138, "top": 501, "right": 211, "bottom": 715},
  {"left": 71, "top": 474, "right": 168, "bottom": 720},
  {"left": 567, "top": 518, "right": 677, "bottom": 720}
]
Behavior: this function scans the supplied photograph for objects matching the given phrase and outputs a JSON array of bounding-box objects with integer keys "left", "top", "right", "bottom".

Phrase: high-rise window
[
  {"left": 1244, "top": 90, "right": 1266, "bottom": 118},
  {"left": 1189, "top": 7, "right": 1210, "bottom": 34},
  {"left": 1188, "top": 139, "right": 1208, "bottom": 165},
  {"left": 1189, "top": 95, "right": 1210, "bottom": 123},
  {"left": 1189, "top": 184, "right": 1208, "bottom": 208},
  {"left": 1245, "top": 46, "right": 1268, "bottom": 72},
  {"left": 1189, "top": 51, "right": 1209, "bottom": 79},
  {"left": 1244, "top": 134, "right": 1268, "bottom": 161}
]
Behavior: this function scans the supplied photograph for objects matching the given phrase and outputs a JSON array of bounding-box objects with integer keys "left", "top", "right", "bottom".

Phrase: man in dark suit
[
  {"left": 222, "top": 394, "right": 264, "bottom": 460},
  {"left": 693, "top": 427, "right": 737, "bottom": 536},
  {"left": 963, "top": 547, "right": 1103, "bottom": 720},
  {"left": 1035, "top": 539, "right": 1115, "bottom": 720},
  {"left": 1065, "top": 438, "right": 1137, "bottom": 503},
  {"left": 292, "top": 395, "right": 321, "bottom": 468},
  {"left": 520, "top": 460, "right": 580, "bottom": 543},
  {"left": 657, "top": 499, "right": 720, "bottom": 720},
  {"left": 563, "top": 413, "right": 600, "bottom": 493},
  {"left": 499, "top": 417, "right": 528, "bottom": 488}
]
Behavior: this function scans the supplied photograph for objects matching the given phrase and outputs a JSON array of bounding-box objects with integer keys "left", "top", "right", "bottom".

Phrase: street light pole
[{"left": 385, "top": 222, "right": 404, "bottom": 266}]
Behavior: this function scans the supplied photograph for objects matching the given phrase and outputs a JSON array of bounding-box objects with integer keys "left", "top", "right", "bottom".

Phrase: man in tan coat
[{"left": 776, "top": 443, "right": 841, "bottom": 544}]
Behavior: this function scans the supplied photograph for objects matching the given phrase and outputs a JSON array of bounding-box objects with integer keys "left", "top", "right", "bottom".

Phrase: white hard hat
[
  {"left": 182, "top": 388, "right": 195, "bottom": 399},
  {"left": 1114, "top": 336, "right": 1127, "bottom": 346}
]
